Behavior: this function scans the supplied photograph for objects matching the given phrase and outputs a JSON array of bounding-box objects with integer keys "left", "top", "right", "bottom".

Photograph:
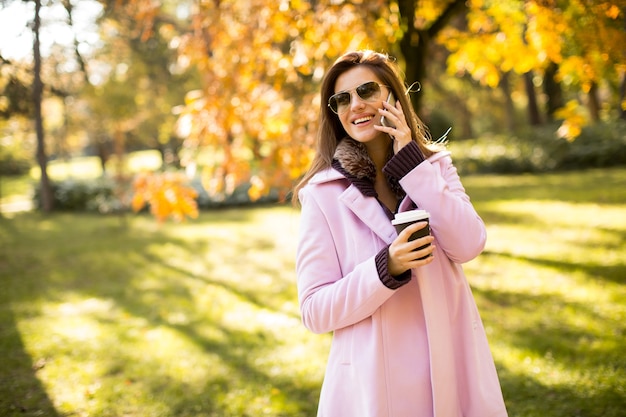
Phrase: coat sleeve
[
  {"left": 296, "top": 186, "right": 396, "bottom": 334},
  {"left": 400, "top": 152, "right": 486, "bottom": 264}
]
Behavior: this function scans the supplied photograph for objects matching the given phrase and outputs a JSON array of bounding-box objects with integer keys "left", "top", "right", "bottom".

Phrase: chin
[{"left": 350, "top": 131, "right": 387, "bottom": 144}]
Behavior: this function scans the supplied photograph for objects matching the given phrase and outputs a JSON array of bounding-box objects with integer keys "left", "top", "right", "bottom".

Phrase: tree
[
  {"left": 110, "top": 0, "right": 400, "bottom": 204},
  {"left": 543, "top": 61, "right": 564, "bottom": 121},
  {"left": 398, "top": 0, "right": 468, "bottom": 116},
  {"left": 440, "top": 0, "right": 626, "bottom": 139},
  {"left": 32, "top": 0, "right": 53, "bottom": 212},
  {"left": 95, "top": 0, "right": 197, "bottom": 168},
  {"left": 0, "top": 55, "right": 32, "bottom": 118},
  {"left": 73, "top": 0, "right": 625, "bottom": 222},
  {"left": 1, "top": 0, "right": 105, "bottom": 212}
]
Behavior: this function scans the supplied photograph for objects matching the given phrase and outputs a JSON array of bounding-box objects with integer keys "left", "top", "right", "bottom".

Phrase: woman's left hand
[{"left": 376, "top": 100, "right": 412, "bottom": 154}]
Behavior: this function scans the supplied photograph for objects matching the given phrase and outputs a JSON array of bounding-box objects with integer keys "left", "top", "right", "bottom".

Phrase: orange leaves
[
  {"left": 132, "top": 172, "right": 198, "bottom": 223},
  {"left": 110, "top": 0, "right": 403, "bottom": 214},
  {"left": 604, "top": 4, "right": 621, "bottom": 19},
  {"left": 113, "top": 0, "right": 159, "bottom": 42},
  {"left": 166, "top": 0, "right": 398, "bottom": 205}
]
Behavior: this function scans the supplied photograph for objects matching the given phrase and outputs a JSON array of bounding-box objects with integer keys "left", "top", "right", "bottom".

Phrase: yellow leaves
[
  {"left": 247, "top": 176, "right": 266, "bottom": 202},
  {"left": 525, "top": 2, "right": 565, "bottom": 65},
  {"left": 132, "top": 172, "right": 198, "bottom": 223},
  {"left": 114, "top": 0, "right": 623, "bottom": 220},
  {"left": 558, "top": 55, "right": 600, "bottom": 93},
  {"left": 442, "top": 0, "right": 624, "bottom": 90},
  {"left": 445, "top": 29, "right": 539, "bottom": 87},
  {"left": 442, "top": 0, "right": 548, "bottom": 86},
  {"left": 416, "top": 0, "right": 456, "bottom": 27},
  {"left": 555, "top": 100, "right": 588, "bottom": 142}
]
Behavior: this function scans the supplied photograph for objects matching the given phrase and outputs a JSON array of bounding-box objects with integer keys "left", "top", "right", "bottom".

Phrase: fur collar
[
  {"left": 333, "top": 137, "right": 377, "bottom": 180},
  {"left": 332, "top": 137, "right": 404, "bottom": 198}
]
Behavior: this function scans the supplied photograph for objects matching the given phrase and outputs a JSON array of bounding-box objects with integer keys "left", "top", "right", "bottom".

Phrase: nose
[{"left": 349, "top": 91, "right": 366, "bottom": 111}]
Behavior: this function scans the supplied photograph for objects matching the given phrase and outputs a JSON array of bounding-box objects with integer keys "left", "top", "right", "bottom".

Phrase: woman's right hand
[{"left": 388, "top": 221, "right": 435, "bottom": 276}]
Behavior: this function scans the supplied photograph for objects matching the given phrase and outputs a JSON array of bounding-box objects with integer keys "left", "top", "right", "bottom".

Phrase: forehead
[{"left": 334, "top": 66, "right": 381, "bottom": 93}]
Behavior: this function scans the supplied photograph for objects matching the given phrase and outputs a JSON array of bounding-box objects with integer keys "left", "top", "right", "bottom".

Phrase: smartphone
[{"left": 381, "top": 91, "right": 396, "bottom": 129}]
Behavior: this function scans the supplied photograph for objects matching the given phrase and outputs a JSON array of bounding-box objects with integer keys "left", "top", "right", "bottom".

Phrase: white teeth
[{"left": 353, "top": 116, "right": 373, "bottom": 125}]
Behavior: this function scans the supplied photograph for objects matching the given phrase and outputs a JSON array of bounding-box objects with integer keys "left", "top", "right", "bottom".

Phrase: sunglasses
[{"left": 328, "top": 81, "right": 387, "bottom": 114}]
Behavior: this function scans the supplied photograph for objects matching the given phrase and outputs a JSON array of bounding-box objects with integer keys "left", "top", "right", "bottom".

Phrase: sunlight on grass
[
  {"left": 1, "top": 169, "right": 625, "bottom": 416},
  {"left": 2, "top": 207, "right": 327, "bottom": 416},
  {"left": 2, "top": 150, "right": 164, "bottom": 208},
  {"left": 462, "top": 169, "right": 626, "bottom": 416},
  {"left": 28, "top": 150, "right": 162, "bottom": 180}
]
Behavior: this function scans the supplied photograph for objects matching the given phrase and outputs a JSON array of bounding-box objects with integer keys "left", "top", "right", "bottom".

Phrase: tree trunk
[
  {"left": 33, "top": 0, "right": 53, "bottom": 212},
  {"left": 499, "top": 71, "right": 516, "bottom": 132},
  {"left": 619, "top": 71, "right": 626, "bottom": 120},
  {"left": 524, "top": 71, "right": 542, "bottom": 126},
  {"left": 398, "top": 0, "right": 467, "bottom": 117},
  {"left": 587, "top": 81, "right": 601, "bottom": 122},
  {"left": 0, "top": 174, "right": 3, "bottom": 217},
  {"left": 398, "top": 0, "right": 424, "bottom": 115},
  {"left": 455, "top": 96, "right": 473, "bottom": 139},
  {"left": 543, "top": 61, "right": 564, "bottom": 121},
  {"left": 619, "top": 13, "right": 626, "bottom": 120}
]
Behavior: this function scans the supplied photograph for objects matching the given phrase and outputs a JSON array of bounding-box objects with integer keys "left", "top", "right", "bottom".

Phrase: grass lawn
[{"left": 1, "top": 167, "right": 625, "bottom": 416}]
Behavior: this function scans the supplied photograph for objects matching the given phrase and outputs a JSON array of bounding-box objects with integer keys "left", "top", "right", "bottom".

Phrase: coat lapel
[{"left": 339, "top": 185, "right": 397, "bottom": 245}]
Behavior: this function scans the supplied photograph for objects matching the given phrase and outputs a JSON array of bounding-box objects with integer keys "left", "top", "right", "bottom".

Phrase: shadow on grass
[
  {"left": 138, "top": 248, "right": 301, "bottom": 320},
  {"left": 478, "top": 285, "right": 626, "bottom": 416},
  {"left": 3, "top": 199, "right": 624, "bottom": 416},
  {"left": 473, "top": 250, "right": 626, "bottom": 417},
  {"left": 477, "top": 285, "right": 622, "bottom": 361},
  {"left": 495, "top": 363, "right": 625, "bottom": 417},
  {"left": 0, "top": 308, "right": 60, "bottom": 417},
  {"left": 483, "top": 249, "right": 626, "bottom": 285},
  {"left": 0, "top": 210, "right": 318, "bottom": 416}
]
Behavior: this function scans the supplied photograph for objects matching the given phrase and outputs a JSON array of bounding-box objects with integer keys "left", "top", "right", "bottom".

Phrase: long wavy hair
[{"left": 292, "top": 50, "right": 441, "bottom": 205}]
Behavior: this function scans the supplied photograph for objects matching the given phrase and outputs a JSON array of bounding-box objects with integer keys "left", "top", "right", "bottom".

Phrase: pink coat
[{"left": 296, "top": 151, "right": 508, "bottom": 417}]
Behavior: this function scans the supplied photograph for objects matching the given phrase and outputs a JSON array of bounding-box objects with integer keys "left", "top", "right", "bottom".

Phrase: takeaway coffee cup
[{"left": 391, "top": 209, "right": 431, "bottom": 259}]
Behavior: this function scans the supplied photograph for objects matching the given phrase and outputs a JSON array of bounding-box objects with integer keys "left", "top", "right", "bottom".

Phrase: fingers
[
  {"left": 388, "top": 225, "right": 436, "bottom": 275},
  {"left": 376, "top": 100, "right": 411, "bottom": 150},
  {"left": 405, "top": 235, "right": 435, "bottom": 259},
  {"left": 388, "top": 239, "right": 435, "bottom": 275},
  {"left": 381, "top": 99, "right": 403, "bottom": 122}
]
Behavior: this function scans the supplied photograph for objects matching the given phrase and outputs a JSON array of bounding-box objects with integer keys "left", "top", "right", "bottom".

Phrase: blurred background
[
  {"left": 1, "top": 1, "right": 625, "bottom": 416},
  {"left": 1, "top": 0, "right": 624, "bottom": 216}
]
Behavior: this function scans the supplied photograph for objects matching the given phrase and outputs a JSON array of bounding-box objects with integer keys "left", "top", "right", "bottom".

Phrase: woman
[{"left": 293, "top": 50, "right": 508, "bottom": 417}]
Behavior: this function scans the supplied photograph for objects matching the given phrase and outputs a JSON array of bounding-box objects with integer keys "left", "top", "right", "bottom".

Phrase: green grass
[
  {"left": 1, "top": 167, "right": 625, "bottom": 416},
  {"left": 463, "top": 168, "right": 626, "bottom": 416}
]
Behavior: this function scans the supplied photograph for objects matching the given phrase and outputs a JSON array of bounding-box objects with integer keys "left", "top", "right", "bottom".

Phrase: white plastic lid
[{"left": 391, "top": 209, "right": 430, "bottom": 225}]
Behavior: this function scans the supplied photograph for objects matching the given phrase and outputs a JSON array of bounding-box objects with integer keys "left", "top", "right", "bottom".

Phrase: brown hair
[{"left": 292, "top": 50, "right": 440, "bottom": 205}]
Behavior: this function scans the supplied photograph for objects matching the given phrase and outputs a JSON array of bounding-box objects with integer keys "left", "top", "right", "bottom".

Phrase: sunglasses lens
[
  {"left": 328, "top": 82, "right": 383, "bottom": 114},
  {"left": 329, "top": 92, "right": 350, "bottom": 114},
  {"left": 356, "top": 82, "right": 381, "bottom": 101}
]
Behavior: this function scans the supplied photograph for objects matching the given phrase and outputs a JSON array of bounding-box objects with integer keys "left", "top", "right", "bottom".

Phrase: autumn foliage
[
  {"left": 103, "top": 0, "right": 626, "bottom": 221},
  {"left": 131, "top": 172, "right": 198, "bottom": 222}
]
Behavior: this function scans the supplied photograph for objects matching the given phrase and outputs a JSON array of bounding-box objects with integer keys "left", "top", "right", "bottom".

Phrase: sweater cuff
[
  {"left": 375, "top": 246, "right": 412, "bottom": 290},
  {"left": 383, "top": 141, "right": 425, "bottom": 180}
]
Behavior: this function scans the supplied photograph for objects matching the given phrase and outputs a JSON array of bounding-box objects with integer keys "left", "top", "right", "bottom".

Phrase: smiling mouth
[{"left": 353, "top": 116, "right": 374, "bottom": 125}]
